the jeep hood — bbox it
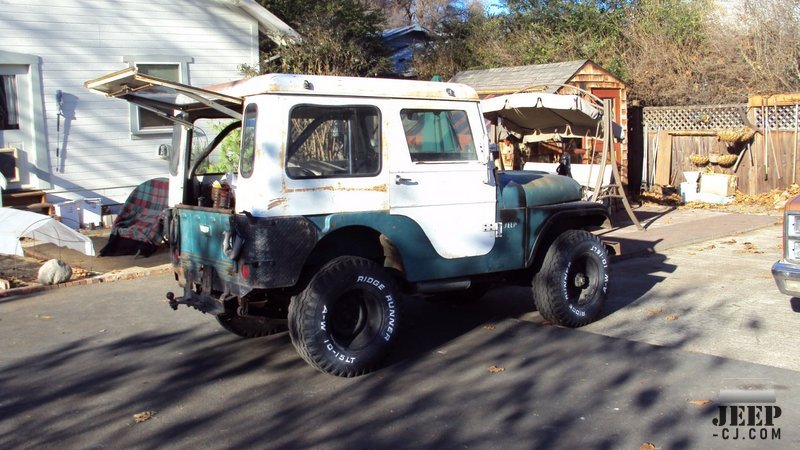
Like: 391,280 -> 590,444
497,171 -> 582,208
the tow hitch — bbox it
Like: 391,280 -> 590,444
166,291 -> 224,315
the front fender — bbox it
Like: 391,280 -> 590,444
525,202 -> 610,268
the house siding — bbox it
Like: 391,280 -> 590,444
0,0 -> 260,203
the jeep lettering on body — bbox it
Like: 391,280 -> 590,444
85,69 -> 613,377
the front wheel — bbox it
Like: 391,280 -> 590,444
288,256 -> 401,377
532,230 -> 609,327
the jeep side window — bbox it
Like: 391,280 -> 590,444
401,109 -> 477,162
188,118 -> 241,176
286,105 -> 381,179
240,103 -> 257,178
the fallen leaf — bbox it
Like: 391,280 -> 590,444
736,242 -> 764,254
36,315 -> 53,320
639,443 -> 657,450
133,411 -> 156,423
721,239 -> 737,244
487,365 -> 505,373
699,244 -> 716,251
689,399 -> 712,406
483,325 -> 496,331
646,308 -> 663,317
687,252 -> 696,256
665,315 -> 679,321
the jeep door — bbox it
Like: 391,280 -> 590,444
389,104 -> 496,258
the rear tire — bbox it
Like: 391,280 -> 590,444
532,230 -> 609,327
288,256 -> 400,377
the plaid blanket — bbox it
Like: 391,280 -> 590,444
112,177 -> 169,245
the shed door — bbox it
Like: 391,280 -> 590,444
592,88 -> 622,163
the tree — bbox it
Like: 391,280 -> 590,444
246,0 -> 391,76
413,0 -> 630,81
728,0 -> 800,96
621,0 -> 714,105
622,0 -> 800,105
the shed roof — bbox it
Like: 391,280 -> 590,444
450,60 -> 591,95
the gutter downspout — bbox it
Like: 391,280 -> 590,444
230,0 -> 302,45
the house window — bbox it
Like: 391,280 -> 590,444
136,63 -> 180,131
401,109 -> 476,162
123,55 -> 192,136
286,105 -> 381,179
0,75 -> 19,130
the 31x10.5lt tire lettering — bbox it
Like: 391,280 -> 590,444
288,256 -> 400,377
533,230 -> 609,327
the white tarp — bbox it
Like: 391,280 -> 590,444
0,209 -> 95,257
480,92 -> 624,142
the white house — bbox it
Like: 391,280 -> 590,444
0,0 -> 298,207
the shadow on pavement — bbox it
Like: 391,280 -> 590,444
0,220 -> 789,449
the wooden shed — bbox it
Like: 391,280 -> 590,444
451,60 -> 631,186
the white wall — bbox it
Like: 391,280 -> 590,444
0,0 -> 260,204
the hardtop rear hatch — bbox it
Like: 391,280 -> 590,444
84,67 -> 244,125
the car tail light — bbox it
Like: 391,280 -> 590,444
786,213 -> 800,261
241,263 -> 251,279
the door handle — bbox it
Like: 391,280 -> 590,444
395,175 -> 417,185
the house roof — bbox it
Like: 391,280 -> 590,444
228,0 -> 301,45
382,23 -> 431,44
450,60 -> 591,95
382,23 -> 431,78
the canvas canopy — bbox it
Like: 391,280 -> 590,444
0,209 -> 95,257
480,92 -> 623,143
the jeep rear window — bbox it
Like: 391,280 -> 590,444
286,105 -> 381,179
401,109 -> 477,162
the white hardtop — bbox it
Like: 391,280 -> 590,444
85,68 -> 480,125
205,73 -> 480,102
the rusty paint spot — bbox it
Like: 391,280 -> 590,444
268,197 -> 288,209
282,184 -> 388,194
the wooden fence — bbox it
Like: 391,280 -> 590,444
640,99 -> 800,195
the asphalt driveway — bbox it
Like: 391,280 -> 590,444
1,222 -> 798,449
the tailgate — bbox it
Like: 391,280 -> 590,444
177,207 -> 236,277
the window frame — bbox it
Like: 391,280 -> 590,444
400,108 -> 477,163
285,104 -> 382,180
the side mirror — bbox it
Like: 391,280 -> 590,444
157,143 -> 172,160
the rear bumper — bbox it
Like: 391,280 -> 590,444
771,260 -> 800,297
